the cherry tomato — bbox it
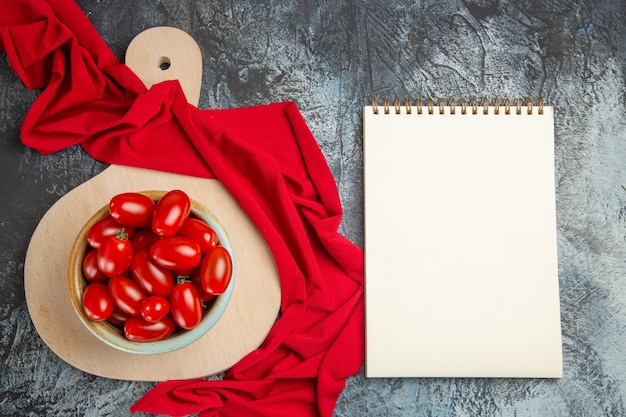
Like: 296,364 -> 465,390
82,249 -> 107,283
87,215 -> 135,249
108,276 -> 147,317
109,192 -> 155,228
130,228 -> 160,253
97,230 -> 133,277
198,245 -> 233,295
151,189 -> 191,237
177,218 -> 218,253
130,249 -> 174,297
150,236 -> 201,270
141,296 -> 170,323
107,304 -> 131,327
169,282 -> 203,330
82,283 -> 114,321
190,266 -> 216,302
124,316 -> 176,342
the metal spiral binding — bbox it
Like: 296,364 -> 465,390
371,97 -> 545,115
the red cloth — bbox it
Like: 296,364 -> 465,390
0,1 -> 364,416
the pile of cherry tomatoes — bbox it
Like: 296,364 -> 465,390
80,189 -> 233,342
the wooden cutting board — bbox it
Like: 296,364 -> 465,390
23,27 -> 281,381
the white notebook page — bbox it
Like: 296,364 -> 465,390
363,103 -> 563,378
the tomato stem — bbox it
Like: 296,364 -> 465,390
176,276 -> 191,285
116,228 -> 129,241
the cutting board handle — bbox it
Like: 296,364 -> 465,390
125,26 -> 202,107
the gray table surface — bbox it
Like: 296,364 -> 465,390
1,0 -> 625,416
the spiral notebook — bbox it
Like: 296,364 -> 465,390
363,98 -> 563,378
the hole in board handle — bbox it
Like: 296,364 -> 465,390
159,57 -> 171,70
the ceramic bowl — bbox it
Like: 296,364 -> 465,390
67,190 -> 235,355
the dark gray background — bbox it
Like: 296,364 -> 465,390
1,0 -> 625,415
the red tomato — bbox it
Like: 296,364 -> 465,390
109,192 -> 155,228
141,296 -> 170,323
169,282 -> 203,330
108,276 -> 147,317
190,266 -> 216,302
97,230 -> 133,277
151,189 -> 191,237
87,215 -> 135,249
82,283 -> 114,321
130,249 -> 174,297
107,304 -> 131,327
82,249 -> 107,283
124,316 -> 176,342
130,228 -> 160,253
150,237 -> 201,270
177,218 -> 218,253
198,245 -> 233,295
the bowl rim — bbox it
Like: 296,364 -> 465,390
67,190 -> 236,355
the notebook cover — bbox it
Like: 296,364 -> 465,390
363,103 -> 563,378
